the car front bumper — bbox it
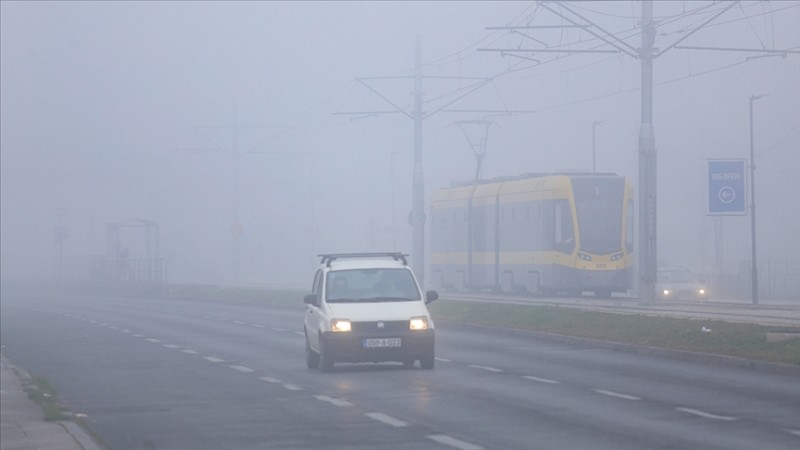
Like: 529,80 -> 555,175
321,329 -> 434,363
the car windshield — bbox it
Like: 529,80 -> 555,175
326,268 -> 421,302
658,269 -> 697,283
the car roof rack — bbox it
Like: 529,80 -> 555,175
318,252 -> 409,267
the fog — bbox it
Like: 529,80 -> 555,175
2,1 -> 798,290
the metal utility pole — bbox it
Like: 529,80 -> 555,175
412,36 -> 426,287
638,0 -> 657,304
749,94 -> 766,304
455,120 -> 495,181
592,120 -> 606,174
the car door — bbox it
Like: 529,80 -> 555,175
305,269 -> 324,351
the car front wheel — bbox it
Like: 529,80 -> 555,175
318,336 -> 335,372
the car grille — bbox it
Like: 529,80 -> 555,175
351,320 -> 408,333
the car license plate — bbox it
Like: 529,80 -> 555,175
363,338 -> 401,348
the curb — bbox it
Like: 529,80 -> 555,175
1,353 -> 106,450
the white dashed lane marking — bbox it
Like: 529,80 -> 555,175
260,377 -> 281,384
230,365 -> 255,373
434,357 -> 451,362
282,383 -> 303,391
427,434 -> 484,450
272,327 -> 286,332
676,407 -> 738,421
522,375 -> 560,384
365,412 -> 408,427
251,324 -> 265,328
293,331 -> 305,336
162,344 -> 180,349
594,389 -> 641,401
203,357 -> 225,363
181,350 -> 198,354
146,338 -> 161,343
785,429 -> 800,437
468,365 -> 503,373
315,395 -> 353,407
233,320 -> 246,325
133,334 -> 144,338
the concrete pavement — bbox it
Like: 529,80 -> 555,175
1,353 -> 103,450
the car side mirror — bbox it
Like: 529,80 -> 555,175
304,294 -> 318,305
425,290 -> 439,304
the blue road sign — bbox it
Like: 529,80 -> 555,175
708,159 -> 746,215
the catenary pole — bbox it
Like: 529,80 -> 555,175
412,35 -> 426,289
638,0 -> 657,304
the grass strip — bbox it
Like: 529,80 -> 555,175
428,300 -> 800,366
22,374 -> 72,421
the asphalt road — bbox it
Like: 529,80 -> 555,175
1,288 -> 799,450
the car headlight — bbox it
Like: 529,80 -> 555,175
409,316 -> 428,331
331,319 -> 352,332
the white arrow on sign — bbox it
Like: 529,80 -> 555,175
718,186 -> 736,204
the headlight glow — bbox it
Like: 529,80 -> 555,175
331,319 -> 352,332
663,289 -> 671,296
409,316 -> 428,331
698,289 -> 706,295
578,252 -> 592,262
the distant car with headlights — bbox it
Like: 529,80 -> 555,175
656,267 -> 708,300
303,252 -> 438,372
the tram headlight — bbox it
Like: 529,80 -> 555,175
662,289 -> 671,297
578,252 -> 592,262
611,253 -> 624,262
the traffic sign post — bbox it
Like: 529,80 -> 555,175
708,159 -> 746,215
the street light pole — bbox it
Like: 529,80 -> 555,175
749,94 -> 765,305
592,120 -> 605,173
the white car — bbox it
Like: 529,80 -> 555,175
656,267 -> 709,300
303,252 -> 438,372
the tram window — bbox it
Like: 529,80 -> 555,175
554,200 -> 575,253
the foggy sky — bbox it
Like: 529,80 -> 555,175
2,1 -> 798,287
